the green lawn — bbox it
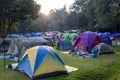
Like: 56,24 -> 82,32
0,46 -> 120,80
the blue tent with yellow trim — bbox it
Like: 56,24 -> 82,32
16,46 -> 67,80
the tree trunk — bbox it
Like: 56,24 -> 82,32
117,23 -> 120,33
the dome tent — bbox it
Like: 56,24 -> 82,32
69,33 -> 78,41
72,31 -> 102,52
56,39 -> 72,50
97,33 -> 112,45
62,33 -> 70,40
15,46 -> 67,80
92,43 -> 114,55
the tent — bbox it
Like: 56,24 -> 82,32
62,33 -> 70,40
111,33 -> 120,37
56,33 -> 64,40
0,38 -> 3,45
6,34 -> 25,39
45,32 -> 53,37
72,31 -> 102,52
56,39 -> 72,50
29,32 -> 43,37
0,40 -> 9,52
97,33 -> 112,45
69,33 -> 78,41
16,46 -> 67,79
92,43 -> 114,55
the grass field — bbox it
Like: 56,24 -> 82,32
0,45 -> 120,80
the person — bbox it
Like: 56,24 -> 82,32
75,46 -> 85,58
76,49 -> 83,57
74,45 -> 80,55
91,48 -> 98,54
68,50 -> 72,55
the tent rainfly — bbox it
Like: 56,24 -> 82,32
16,46 -> 67,80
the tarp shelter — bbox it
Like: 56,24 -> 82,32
56,39 -> 72,50
15,46 -> 67,79
0,38 -> 3,45
6,37 -> 49,61
0,40 -> 9,52
6,34 -> 25,39
69,33 -> 78,41
72,31 -> 102,51
5,34 -> 25,44
92,43 -> 114,55
110,33 -> 120,39
97,33 -> 112,45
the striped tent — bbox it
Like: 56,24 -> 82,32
16,46 -> 67,79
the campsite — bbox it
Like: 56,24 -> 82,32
0,0 -> 120,80
0,31 -> 120,80
0,45 -> 120,80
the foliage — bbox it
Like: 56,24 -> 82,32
48,6 -> 68,31
1,0 -> 119,33
20,6 -> 69,32
69,0 -> 120,32
5,0 -> 119,33
0,0 -> 40,37
28,13 -> 49,32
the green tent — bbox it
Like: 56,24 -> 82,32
62,33 -> 70,40
69,33 -> 78,41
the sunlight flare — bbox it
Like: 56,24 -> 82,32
36,0 -> 74,15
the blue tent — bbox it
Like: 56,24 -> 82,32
30,32 -> 44,37
56,39 -> 72,50
110,33 -> 120,38
16,46 -> 67,79
97,33 -> 112,45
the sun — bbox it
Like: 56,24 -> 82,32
36,0 -> 74,15
41,9 -> 50,15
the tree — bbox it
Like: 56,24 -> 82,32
0,0 -> 40,37
28,13 -> 49,32
48,6 -> 68,31
69,0 -> 120,32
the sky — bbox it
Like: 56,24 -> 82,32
36,0 -> 75,15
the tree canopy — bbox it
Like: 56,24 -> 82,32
35,0 -> 120,33
68,0 -> 120,32
1,0 -> 120,34
0,0 -> 40,37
